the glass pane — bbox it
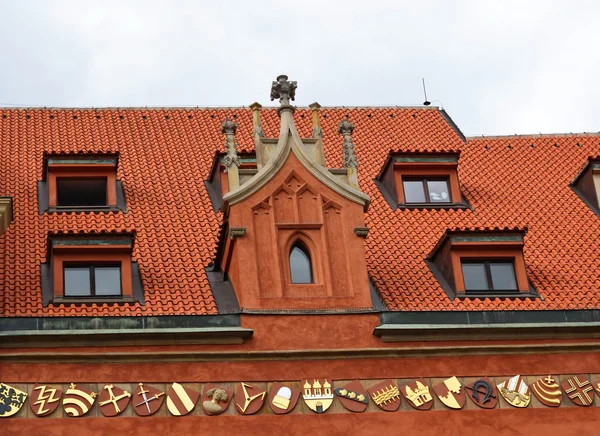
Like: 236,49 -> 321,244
290,246 -> 313,284
64,267 -> 91,296
461,263 -> 488,291
94,266 -> 122,296
490,263 -> 518,290
403,181 -> 426,203
427,180 -> 450,202
56,178 -> 108,207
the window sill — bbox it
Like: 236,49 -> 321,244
51,296 -> 136,305
455,291 -> 538,299
47,206 -> 122,214
397,202 -> 470,210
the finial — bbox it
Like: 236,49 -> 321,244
338,117 -> 355,137
270,74 -> 297,108
221,118 -> 238,136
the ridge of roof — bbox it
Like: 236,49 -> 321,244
468,132 -> 600,140
0,105 -> 438,111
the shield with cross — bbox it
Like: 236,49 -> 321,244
98,384 -> 132,417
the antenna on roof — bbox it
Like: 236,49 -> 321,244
422,78 -> 431,106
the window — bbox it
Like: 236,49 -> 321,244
56,177 -> 108,207
402,178 -> 450,204
426,229 -> 536,299
41,233 -> 144,305
64,264 -> 121,297
290,243 -> 313,284
571,158 -> 600,217
375,152 -> 469,210
461,261 -> 518,292
39,153 -> 126,213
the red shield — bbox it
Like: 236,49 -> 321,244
432,376 -> 466,410
400,379 -> 433,410
98,384 -> 132,417
63,383 -> 97,417
235,382 -> 267,415
367,379 -> 401,412
30,384 -> 63,417
530,376 -> 562,407
464,378 -> 498,409
334,380 -> 369,413
268,382 -> 300,414
561,375 -> 594,407
133,383 -> 165,417
201,383 -> 233,416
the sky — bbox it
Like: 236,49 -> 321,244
0,1 -> 598,137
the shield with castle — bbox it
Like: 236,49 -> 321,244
302,379 -> 334,413
401,379 -> 433,410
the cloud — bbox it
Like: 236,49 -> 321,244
0,0 -> 598,136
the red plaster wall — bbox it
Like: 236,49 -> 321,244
3,407 -> 598,436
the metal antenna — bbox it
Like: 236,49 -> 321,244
422,78 -> 431,106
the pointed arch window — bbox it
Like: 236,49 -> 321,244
290,242 -> 313,284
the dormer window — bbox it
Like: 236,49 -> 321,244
426,229 -> 536,299
41,233 -> 144,305
290,242 -> 313,284
38,153 -> 126,213
375,152 -> 469,210
571,158 -> 600,216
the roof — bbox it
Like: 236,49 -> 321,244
0,106 -> 599,316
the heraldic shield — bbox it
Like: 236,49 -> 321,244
202,383 -> 233,416
432,376 -> 466,409
133,383 -> 165,416
268,382 -> 300,414
166,382 -> 200,416
497,375 -> 531,408
464,378 -> 498,409
30,384 -> 63,417
302,379 -> 334,414
0,383 -> 27,418
367,379 -> 401,412
334,380 -> 369,413
63,383 -> 97,417
401,379 -> 433,410
561,375 -> 595,407
530,376 -> 562,407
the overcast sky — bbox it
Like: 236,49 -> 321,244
0,1 -> 598,136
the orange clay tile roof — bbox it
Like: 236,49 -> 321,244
1,106 -> 599,316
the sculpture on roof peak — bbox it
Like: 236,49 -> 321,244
270,74 -> 297,108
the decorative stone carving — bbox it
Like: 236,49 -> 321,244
221,119 -> 240,171
338,118 -> 358,169
270,74 -> 297,107
309,102 -> 323,139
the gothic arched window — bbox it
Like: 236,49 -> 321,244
289,242 -> 313,284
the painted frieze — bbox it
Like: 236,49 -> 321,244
302,379 -> 334,414
497,375 -> 531,408
235,383 -> 266,415
63,384 -> 97,417
530,376 -> 562,407
202,383 -> 233,416
464,378 -> 497,409
432,376 -> 466,410
268,382 -> 300,414
99,384 -> 131,417
30,384 -> 62,417
367,380 -> 401,412
166,383 -> 200,417
334,380 -> 369,413
0,383 -> 27,418
401,379 -> 433,410
560,375 -> 594,407
133,383 -> 165,417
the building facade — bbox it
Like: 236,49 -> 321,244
1,75 -> 600,434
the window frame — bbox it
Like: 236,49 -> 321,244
402,176 -> 452,205
460,259 -> 518,293
63,262 -> 123,297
